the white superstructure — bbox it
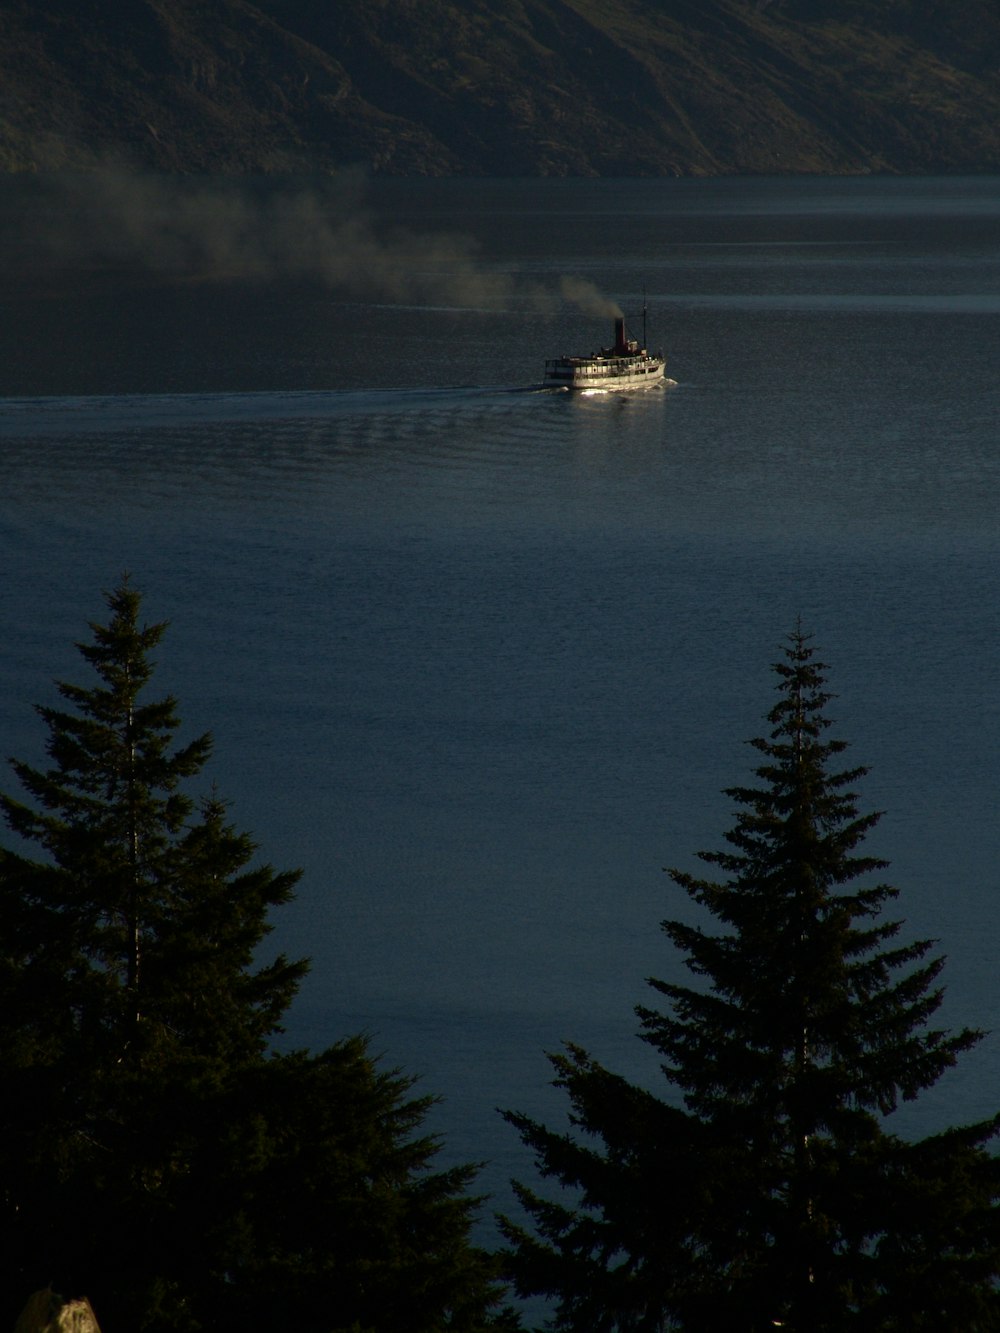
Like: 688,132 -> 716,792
544,313 -> 665,391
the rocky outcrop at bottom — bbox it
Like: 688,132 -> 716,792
14,1291 -> 101,1333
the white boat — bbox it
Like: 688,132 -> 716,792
544,310 -> 665,391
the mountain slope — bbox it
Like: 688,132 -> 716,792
2,0 -> 1000,175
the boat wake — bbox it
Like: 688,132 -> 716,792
0,384 -> 551,439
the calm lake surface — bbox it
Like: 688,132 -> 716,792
2,175 -> 1000,1277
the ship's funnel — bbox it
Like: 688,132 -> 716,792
613,316 -> 627,353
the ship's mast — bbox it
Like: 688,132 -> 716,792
642,286 -> 648,350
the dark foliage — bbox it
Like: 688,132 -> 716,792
0,577 -> 510,1331
502,630 -> 1000,1331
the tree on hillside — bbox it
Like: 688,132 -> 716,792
501,630 -> 1000,1331
0,576 -> 511,1332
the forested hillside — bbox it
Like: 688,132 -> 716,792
2,0 -> 1000,176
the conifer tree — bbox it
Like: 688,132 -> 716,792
502,630 -> 1000,1331
0,577 -> 305,1069
0,578 -> 511,1331
196,1040 -> 514,1333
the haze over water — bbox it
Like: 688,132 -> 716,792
2,175 -> 1000,1269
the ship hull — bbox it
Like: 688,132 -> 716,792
543,353 -> 666,391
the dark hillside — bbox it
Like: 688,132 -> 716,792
0,0 -> 444,173
2,0 -> 1000,174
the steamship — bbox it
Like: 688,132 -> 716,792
544,309 -> 665,391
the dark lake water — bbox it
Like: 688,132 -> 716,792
2,174 -> 1000,1287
